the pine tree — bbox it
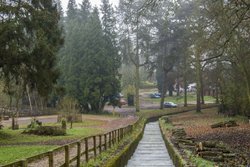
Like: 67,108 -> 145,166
67,0 -> 77,20
79,0 -> 91,21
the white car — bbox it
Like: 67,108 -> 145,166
164,102 -> 177,108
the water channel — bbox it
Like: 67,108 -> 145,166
126,121 -> 175,167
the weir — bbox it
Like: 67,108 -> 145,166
126,121 -> 174,167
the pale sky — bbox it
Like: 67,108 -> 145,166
61,0 -> 119,11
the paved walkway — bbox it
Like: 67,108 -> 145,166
126,122 -> 174,167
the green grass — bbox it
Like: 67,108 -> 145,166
0,127 -> 103,145
43,119 -> 105,128
144,94 -> 216,104
0,126 -> 103,164
185,150 -> 215,167
159,119 -> 174,130
0,145 -> 56,165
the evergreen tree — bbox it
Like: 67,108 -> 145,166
79,0 -> 91,21
67,0 -> 77,19
59,3 -> 121,113
29,0 -> 63,97
0,0 -> 63,97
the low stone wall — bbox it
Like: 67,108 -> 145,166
104,119 -> 146,167
159,119 -> 187,167
102,105 -> 218,167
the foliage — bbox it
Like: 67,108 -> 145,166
61,118 -> 67,129
58,0 -> 121,113
185,150 -> 215,167
27,119 -> 42,129
122,85 -> 135,97
58,96 -> 78,122
0,0 -> 63,99
23,126 -> 66,136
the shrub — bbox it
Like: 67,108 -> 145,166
27,119 -> 42,129
61,119 -> 67,129
24,126 -> 66,136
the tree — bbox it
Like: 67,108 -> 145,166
0,0 -> 63,128
58,2 -> 121,113
67,0 -> 77,20
118,0 -> 154,112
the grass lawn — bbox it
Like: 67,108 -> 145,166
0,145 -> 56,165
0,120 -> 106,165
0,126 -> 103,145
144,94 -> 216,104
43,119 -> 105,128
0,113 -> 130,165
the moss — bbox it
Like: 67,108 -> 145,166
159,119 -> 187,167
82,119 -> 146,167
185,150 -> 215,167
103,119 -> 145,167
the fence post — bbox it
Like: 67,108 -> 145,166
93,136 -> 97,157
48,151 -> 54,167
104,134 -> 107,150
21,160 -> 27,167
77,142 -> 81,167
121,128 -> 123,139
85,138 -> 89,162
117,129 -> 120,142
112,131 -> 115,145
99,135 -> 102,153
65,145 -> 69,167
109,132 -> 111,148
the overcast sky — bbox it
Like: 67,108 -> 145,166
61,0 -> 119,11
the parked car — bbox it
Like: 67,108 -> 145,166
149,93 -> 161,98
164,102 -> 177,108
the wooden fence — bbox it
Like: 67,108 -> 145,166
1,122 -> 137,167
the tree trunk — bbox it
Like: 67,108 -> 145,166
176,72 -> 180,96
195,51 -> 201,113
216,82 -> 219,104
200,74 -> 205,104
33,91 -> 38,112
39,96 -> 44,111
184,77 -> 188,107
160,73 -> 167,109
183,53 -> 188,107
135,65 -> 140,112
9,96 -> 15,130
26,85 -> 33,114
169,85 -> 173,96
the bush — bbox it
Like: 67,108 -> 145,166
27,119 -> 42,129
24,126 -> 66,136
61,119 -> 67,129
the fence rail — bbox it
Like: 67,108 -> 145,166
1,122 -> 136,167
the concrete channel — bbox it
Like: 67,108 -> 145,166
126,121 -> 174,167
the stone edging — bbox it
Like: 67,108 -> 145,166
103,105 -> 218,167
159,120 -> 187,167
104,119 -> 146,167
